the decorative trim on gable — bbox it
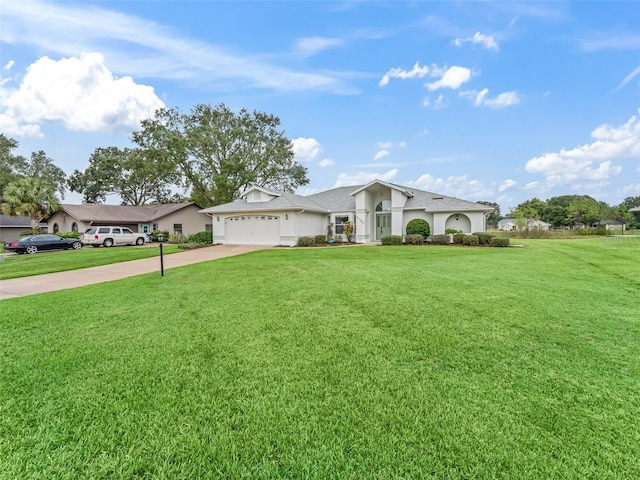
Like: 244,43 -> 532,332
349,180 -> 414,198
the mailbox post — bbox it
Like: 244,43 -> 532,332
157,233 -> 165,277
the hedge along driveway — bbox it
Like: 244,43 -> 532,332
1,240 -> 639,478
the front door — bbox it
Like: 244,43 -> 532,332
375,213 -> 391,240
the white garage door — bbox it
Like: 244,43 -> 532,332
225,215 -> 280,245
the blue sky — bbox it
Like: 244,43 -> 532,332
1,0 -> 639,212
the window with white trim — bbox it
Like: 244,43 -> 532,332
334,215 -> 349,234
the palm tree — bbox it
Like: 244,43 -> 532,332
1,177 -> 60,234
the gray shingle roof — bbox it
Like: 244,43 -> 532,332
200,192 -> 327,213
199,181 -> 493,214
0,214 -> 47,227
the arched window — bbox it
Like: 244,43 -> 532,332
375,200 -> 392,212
53,223 -> 59,233
71,222 -> 78,232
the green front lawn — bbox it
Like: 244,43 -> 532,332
0,244 -> 180,280
1,239 -> 639,478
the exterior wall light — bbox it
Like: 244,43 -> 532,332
455,214 -> 459,221
285,214 -> 288,220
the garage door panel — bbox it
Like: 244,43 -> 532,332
226,215 -> 280,245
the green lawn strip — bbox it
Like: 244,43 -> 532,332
1,241 -> 639,478
0,245 -> 181,280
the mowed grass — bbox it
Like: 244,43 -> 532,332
0,244 -> 180,280
1,239 -> 639,478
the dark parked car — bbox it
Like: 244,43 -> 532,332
4,234 -> 83,254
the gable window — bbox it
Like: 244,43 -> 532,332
174,224 -> 183,234
375,200 -> 391,212
334,215 -> 349,234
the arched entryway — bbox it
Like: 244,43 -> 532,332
445,213 -> 471,233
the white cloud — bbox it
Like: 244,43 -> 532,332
461,88 -> 520,108
0,113 -> 42,137
398,141 -> 406,148
525,110 -> 640,186
485,91 -> 520,108
524,181 -> 540,190
452,32 -> 499,51
425,66 -> 472,91
334,169 -> 398,187
295,36 -> 343,57
377,141 -> 392,149
3,61 -> 14,71
373,149 -> 390,161
405,174 -> 492,199
379,61 -> 430,87
1,53 -> 164,134
292,137 -> 323,163
319,158 -> 335,167
1,0 -> 348,93
499,179 -> 517,191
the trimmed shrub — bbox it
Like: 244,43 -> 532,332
490,237 -> 510,247
432,234 -> 450,245
406,218 -> 430,237
297,236 -> 314,247
381,235 -> 402,245
453,233 -> 465,244
445,228 -> 462,234
188,230 -> 213,244
404,234 -> 424,245
473,232 -> 494,245
314,235 -> 326,244
56,231 -> 81,239
463,234 -> 479,246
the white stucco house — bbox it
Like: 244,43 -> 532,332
199,180 -> 493,246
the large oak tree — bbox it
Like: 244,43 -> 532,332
69,146 -> 181,205
1,134 -> 66,200
132,103 -> 309,207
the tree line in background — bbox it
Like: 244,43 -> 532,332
1,102 -> 639,233
506,195 -> 640,229
1,104 -> 309,232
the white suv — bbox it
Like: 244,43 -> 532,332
82,226 -> 146,247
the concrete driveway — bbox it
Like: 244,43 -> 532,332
0,245 -> 268,300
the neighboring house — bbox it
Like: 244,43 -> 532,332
498,218 -> 550,231
0,215 -> 48,242
199,179 -> 494,246
47,203 -> 209,237
594,220 -> 624,232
